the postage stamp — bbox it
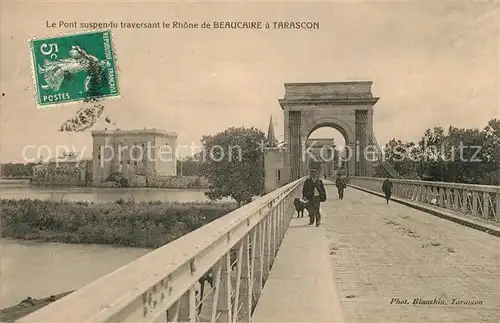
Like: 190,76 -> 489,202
29,30 -> 120,108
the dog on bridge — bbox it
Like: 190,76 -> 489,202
293,197 -> 308,218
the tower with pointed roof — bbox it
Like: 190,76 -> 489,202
266,115 -> 278,147
264,114 -> 286,193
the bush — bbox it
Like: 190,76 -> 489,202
0,198 -> 238,249
119,177 -> 128,188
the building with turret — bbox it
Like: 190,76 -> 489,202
264,115 -> 287,193
91,128 -> 178,185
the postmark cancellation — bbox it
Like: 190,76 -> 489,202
29,30 -> 120,108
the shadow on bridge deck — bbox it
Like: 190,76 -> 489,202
251,218 -> 346,322
252,186 -> 500,323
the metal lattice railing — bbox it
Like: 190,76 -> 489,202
350,177 -> 500,224
18,177 -> 306,323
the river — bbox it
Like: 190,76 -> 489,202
0,181 -> 217,203
0,181 -> 228,309
0,238 -> 152,308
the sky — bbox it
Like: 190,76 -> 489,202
1,0 -> 499,163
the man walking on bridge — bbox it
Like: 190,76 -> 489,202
302,168 -> 326,227
335,175 -> 347,200
382,178 -> 393,204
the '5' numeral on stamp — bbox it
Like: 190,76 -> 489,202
40,43 -> 59,60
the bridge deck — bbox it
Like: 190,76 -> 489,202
252,185 -> 500,323
251,213 -> 346,322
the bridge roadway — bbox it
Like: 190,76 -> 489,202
252,184 -> 500,323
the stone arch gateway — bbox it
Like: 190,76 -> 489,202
279,81 -> 379,181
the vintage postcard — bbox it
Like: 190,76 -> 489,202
1,1 -> 499,323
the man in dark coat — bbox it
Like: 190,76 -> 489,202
382,178 -> 393,204
302,168 -> 326,227
335,176 -> 347,200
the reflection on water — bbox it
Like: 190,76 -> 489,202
0,182 -> 219,203
0,238 -> 151,308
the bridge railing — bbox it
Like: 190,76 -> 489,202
18,177 -> 306,323
349,177 -> 500,224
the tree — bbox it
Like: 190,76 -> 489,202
177,156 -> 203,176
200,127 -> 266,206
417,127 -> 447,181
376,119 -> 500,184
2,162 -> 35,178
374,139 -> 421,179
482,119 -> 500,184
441,126 -> 487,183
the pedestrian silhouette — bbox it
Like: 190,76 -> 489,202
302,167 -> 326,227
335,175 -> 346,200
382,178 -> 393,204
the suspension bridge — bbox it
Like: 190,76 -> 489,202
16,82 -> 500,323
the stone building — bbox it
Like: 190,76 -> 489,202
91,128 -> 178,185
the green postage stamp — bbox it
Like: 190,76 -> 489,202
29,30 -> 120,108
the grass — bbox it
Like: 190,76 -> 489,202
0,198 -> 238,249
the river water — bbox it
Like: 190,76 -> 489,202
0,238 -> 152,308
0,181 -> 227,309
0,181 -> 213,203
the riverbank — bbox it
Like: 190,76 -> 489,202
30,175 -> 210,189
0,291 -> 74,322
0,198 -> 238,248
0,179 -> 30,185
